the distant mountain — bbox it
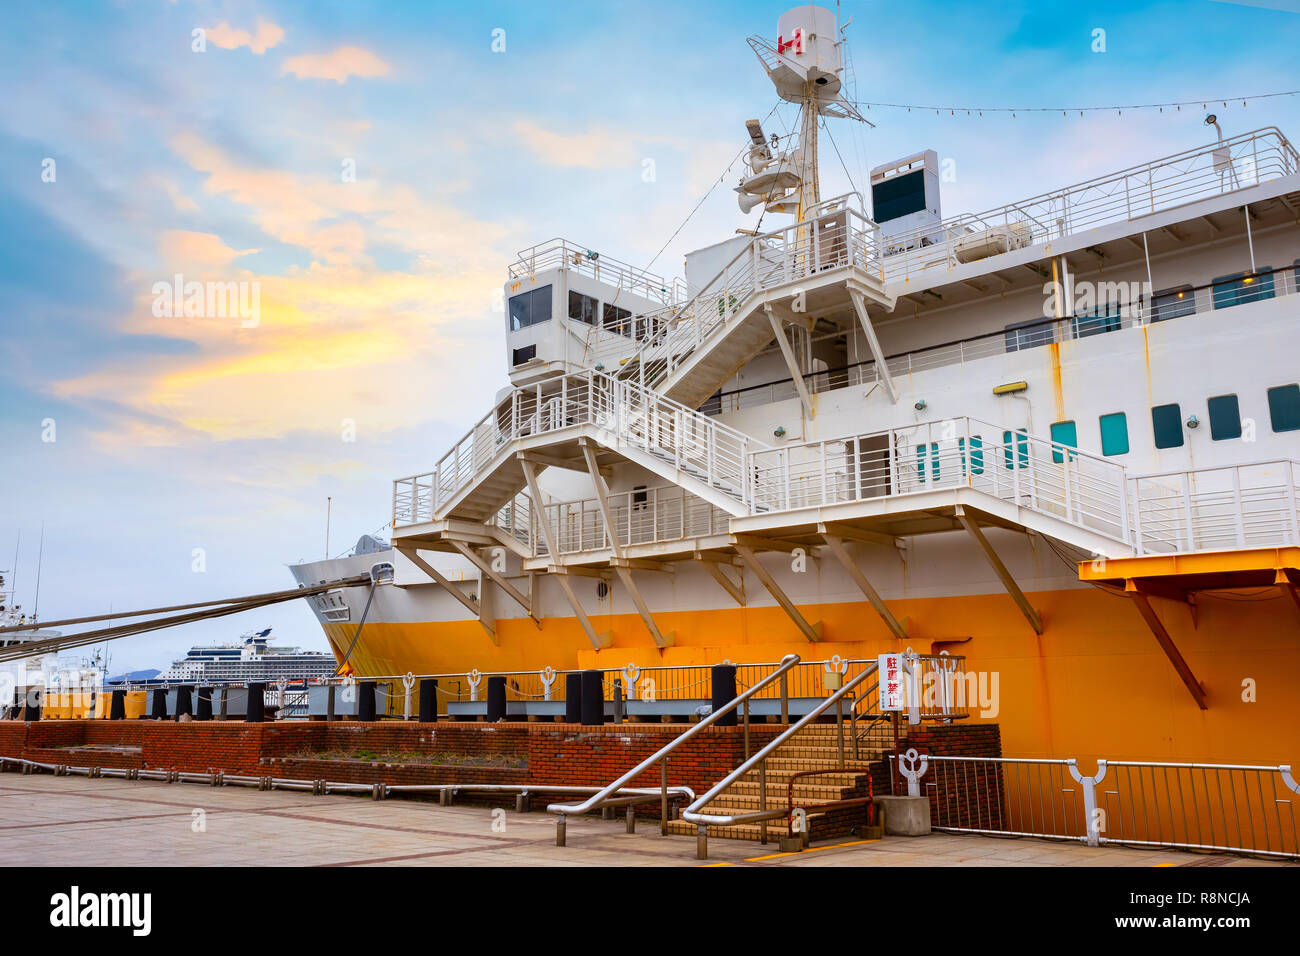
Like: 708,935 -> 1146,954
105,669 -> 161,684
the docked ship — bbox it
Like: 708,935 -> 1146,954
0,572 -> 103,717
290,5 -> 1300,766
148,628 -> 336,685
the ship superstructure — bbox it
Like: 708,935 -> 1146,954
291,5 -> 1300,765
153,628 -> 336,685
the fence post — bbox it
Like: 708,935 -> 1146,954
1068,758 -> 1108,847
898,748 -> 928,797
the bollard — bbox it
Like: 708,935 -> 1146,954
564,673 -> 582,723
580,669 -> 604,726
195,687 -> 213,721
515,793 -> 530,813
357,681 -> 376,721
218,687 -> 229,720
556,815 -> 567,847
175,686 -> 194,720
22,691 -> 41,722
613,679 -> 624,724
626,805 -> 636,834
486,675 -> 507,722
246,682 -> 266,723
711,664 -> 738,727
150,689 -> 168,720
325,684 -> 336,722
418,679 -> 438,723
109,690 -> 126,721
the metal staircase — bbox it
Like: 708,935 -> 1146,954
617,200 -> 894,409
663,722 -> 894,843
394,370 -> 771,526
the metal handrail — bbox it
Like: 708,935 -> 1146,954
680,662 -> 879,856
545,654 -> 801,837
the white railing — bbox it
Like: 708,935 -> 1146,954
508,238 -> 682,307
709,263 -> 1300,417
619,198 -> 884,391
540,484 -> 732,558
1131,459 -> 1300,554
747,417 -> 1131,545
392,370 -> 769,526
882,127 -> 1300,282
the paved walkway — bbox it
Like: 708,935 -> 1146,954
0,775 -> 1286,867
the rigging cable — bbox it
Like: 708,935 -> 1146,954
844,88 -> 1300,118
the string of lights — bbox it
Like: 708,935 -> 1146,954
845,88 -> 1300,118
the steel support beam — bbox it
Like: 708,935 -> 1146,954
734,543 -> 823,642
701,559 -> 746,606
1126,581 -> 1207,710
447,539 -> 541,627
397,548 -> 497,644
552,570 -> 613,651
579,439 -> 673,648
820,533 -> 908,641
764,303 -> 815,419
955,507 -> 1042,635
1275,570 -> 1300,623
847,282 -> 898,404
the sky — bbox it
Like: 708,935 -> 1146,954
1,0 -> 1298,672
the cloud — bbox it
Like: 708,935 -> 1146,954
205,19 -> 285,55
281,46 -> 391,83
160,231 -> 258,270
511,120 -> 642,170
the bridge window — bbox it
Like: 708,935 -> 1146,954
509,285 -> 552,330
1004,319 -> 1054,352
1099,412 -> 1129,456
1267,384 -> 1300,432
568,290 -> 598,325
1207,394 -> 1242,441
1049,421 -> 1077,463
959,436 -> 984,476
1151,403 -> 1184,449
1150,284 -> 1195,322
603,303 -> 632,334
1211,269 -> 1274,309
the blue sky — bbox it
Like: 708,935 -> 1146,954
1,0 -> 1298,671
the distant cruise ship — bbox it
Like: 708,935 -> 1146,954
156,628 -> 335,684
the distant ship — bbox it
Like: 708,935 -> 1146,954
150,628 -> 336,685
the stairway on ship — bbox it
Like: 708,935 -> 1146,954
665,721 -> 897,843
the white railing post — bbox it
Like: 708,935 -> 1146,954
1121,474 -> 1134,549
1232,466 -> 1246,548
1182,477 -> 1196,551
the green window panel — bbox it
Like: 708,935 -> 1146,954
916,442 -> 940,481
1267,384 -> 1300,433
1050,421 -> 1078,464
1099,412 -> 1129,456
1001,429 -> 1029,470
1207,394 -> 1242,441
1151,403 -> 1184,449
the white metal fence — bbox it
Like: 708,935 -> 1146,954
901,751 -> 1300,860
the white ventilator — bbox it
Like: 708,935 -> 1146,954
737,4 -> 869,221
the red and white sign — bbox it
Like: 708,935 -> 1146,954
879,653 -> 904,711
777,28 -> 804,56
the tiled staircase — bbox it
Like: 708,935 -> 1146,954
666,722 -> 896,843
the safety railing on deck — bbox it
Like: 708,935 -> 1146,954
1130,458 -> 1300,554
541,485 -> 732,557
748,416 -> 1131,545
880,127 -> 1300,282
391,370 -> 769,526
619,198 -> 884,392
509,238 -> 681,308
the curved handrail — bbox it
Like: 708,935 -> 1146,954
546,654 -> 801,817
681,661 -> 879,828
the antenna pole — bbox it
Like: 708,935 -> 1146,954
33,522 -> 44,623
325,497 -> 332,560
